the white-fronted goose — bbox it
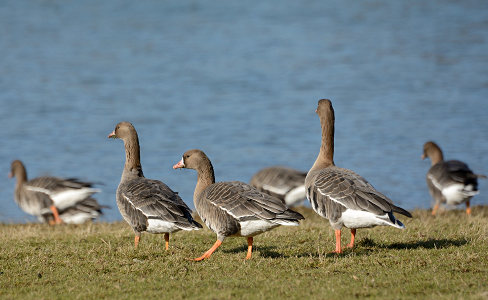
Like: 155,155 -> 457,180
250,166 -> 307,207
173,149 -> 304,260
305,99 -> 412,253
57,197 -> 104,224
422,141 -> 486,215
108,122 -> 202,249
9,160 -> 103,224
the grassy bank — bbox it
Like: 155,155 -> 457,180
1,207 -> 487,299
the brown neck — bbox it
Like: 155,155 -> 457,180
15,167 -> 28,186
311,113 -> 335,171
428,149 -> 444,166
13,165 -> 28,202
194,159 -> 215,203
121,134 -> 144,182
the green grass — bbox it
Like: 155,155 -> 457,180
1,207 -> 488,299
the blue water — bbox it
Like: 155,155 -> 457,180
1,0 -> 487,223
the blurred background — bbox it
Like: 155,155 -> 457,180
1,0 -> 487,222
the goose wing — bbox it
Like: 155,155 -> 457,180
27,176 -> 94,191
203,181 -> 303,222
444,160 -> 479,185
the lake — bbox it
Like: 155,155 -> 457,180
1,0 -> 487,222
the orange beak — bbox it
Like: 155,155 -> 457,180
173,158 -> 185,169
108,130 -> 116,138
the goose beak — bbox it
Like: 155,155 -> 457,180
421,154 -> 426,160
8,172 -> 12,178
108,130 -> 116,138
173,158 -> 185,169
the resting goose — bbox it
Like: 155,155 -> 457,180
173,149 -> 304,260
422,141 -> 486,215
56,197 -> 104,224
108,122 -> 202,249
250,166 -> 307,206
9,160 -> 103,224
305,99 -> 412,253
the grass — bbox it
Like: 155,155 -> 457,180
1,207 -> 488,299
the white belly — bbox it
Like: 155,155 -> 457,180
238,219 -> 280,237
146,218 -> 181,234
340,209 -> 393,229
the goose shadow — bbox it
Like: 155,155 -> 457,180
293,237 -> 469,258
221,238 -> 468,259
368,238 -> 469,250
224,245 -> 364,259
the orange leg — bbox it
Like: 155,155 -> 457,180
245,237 -> 253,260
466,200 -> 471,215
194,240 -> 222,261
164,233 -> 169,250
346,229 -> 356,248
134,235 -> 140,248
432,203 -> 439,216
333,229 -> 342,253
50,205 -> 62,224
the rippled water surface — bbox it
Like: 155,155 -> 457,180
1,0 -> 487,222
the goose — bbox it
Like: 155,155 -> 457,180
108,122 -> 202,249
250,166 -> 307,206
305,99 -> 412,253
173,149 -> 304,260
422,141 -> 486,215
9,160 -> 103,224
56,197 -> 104,224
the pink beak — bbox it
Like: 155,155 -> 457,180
108,130 -> 116,138
8,171 -> 13,178
173,158 -> 185,169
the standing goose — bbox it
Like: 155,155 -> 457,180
9,160 -> 103,224
108,122 -> 202,249
250,166 -> 307,207
422,141 -> 486,215
173,149 -> 304,260
305,99 -> 412,253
